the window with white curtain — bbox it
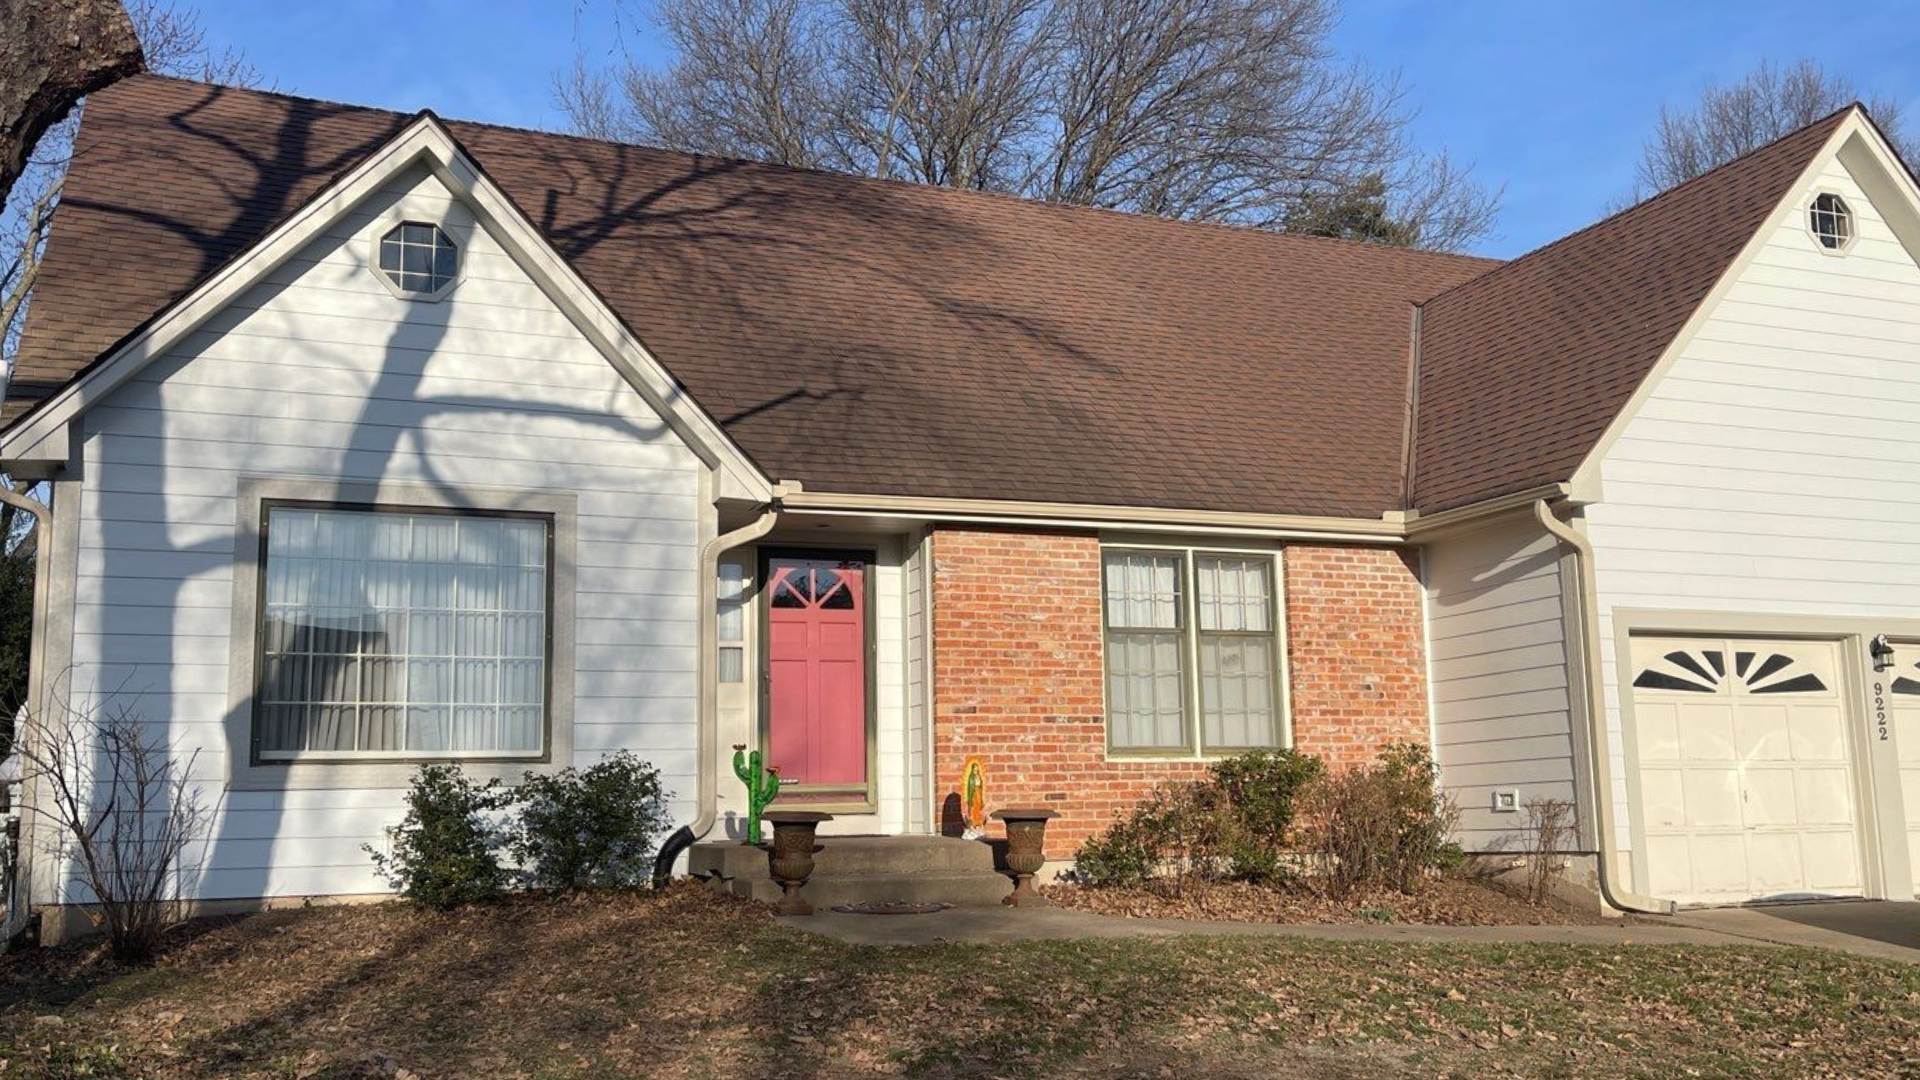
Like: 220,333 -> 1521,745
255,505 -> 551,760
1102,548 -> 1283,754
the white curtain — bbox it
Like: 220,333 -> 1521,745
258,507 -> 548,757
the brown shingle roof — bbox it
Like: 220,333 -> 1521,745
1409,107 -> 1854,513
5,77 -> 1856,520
6,75 -> 1493,518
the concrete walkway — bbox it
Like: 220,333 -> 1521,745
785,899 -> 1920,963
785,905 -> 1734,949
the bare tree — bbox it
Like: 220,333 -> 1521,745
15,693 -> 211,961
1634,59 -> 1919,198
559,0 -> 1497,250
3,1 -> 261,383
0,0 -> 143,210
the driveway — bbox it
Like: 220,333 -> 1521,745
1668,900 -> 1920,964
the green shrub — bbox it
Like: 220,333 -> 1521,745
1300,741 -> 1458,897
1209,749 -> 1322,881
366,763 -> 514,909
1072,815 -> 1159,888
1075,750 -> 1322,891
509,752 -> 672,890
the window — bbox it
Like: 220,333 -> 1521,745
1102,548 -> 1284,753
717,562 -> 747,683
1809,192 -> 1853,251
376,221 -> 458,296
255,505 -> 550,760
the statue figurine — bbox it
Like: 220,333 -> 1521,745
959,756 -> 988,840
733,744 -> 781,845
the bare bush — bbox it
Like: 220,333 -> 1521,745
1519,796 -> 1574,907
1298,742 -> 1458,899
14,694 -> 210,961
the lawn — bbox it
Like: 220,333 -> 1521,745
0,886 -> 1915,1078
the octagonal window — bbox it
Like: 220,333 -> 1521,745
377,222 -> 458,296
1808,192 -> 1853,252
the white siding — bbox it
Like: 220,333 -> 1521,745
1423,516 -> 1581,850
1589,155 -> 1920,868
873,537 -> 912,834
61,164 -> 707,901
904,531 -> 932,834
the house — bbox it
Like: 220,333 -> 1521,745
4,73 -> 1918,928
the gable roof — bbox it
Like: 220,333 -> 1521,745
5,75 -> 1493,519
1409,107 -> 1854,513
3,76 -> 1865,522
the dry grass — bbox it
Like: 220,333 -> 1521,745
0,884 -> 1913,1078
1044,877 -> 1610,926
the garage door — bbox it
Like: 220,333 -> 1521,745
1629,636 -> 1862,906
1891,643 -> 1920,897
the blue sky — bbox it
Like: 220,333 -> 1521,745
189,0 -> 1920,258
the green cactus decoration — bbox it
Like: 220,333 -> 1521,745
733,743 -> 781,845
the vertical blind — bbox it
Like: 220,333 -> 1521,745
258,507 -> 549,758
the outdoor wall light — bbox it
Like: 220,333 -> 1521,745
1871,634 -> 1896,672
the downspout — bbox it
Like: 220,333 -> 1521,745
1533,499 -> 1676,916
0,485 -> 51,934
653,492 -> 783,885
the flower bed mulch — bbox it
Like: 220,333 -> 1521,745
1043,876 -> 1613,926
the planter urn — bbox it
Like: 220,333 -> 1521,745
991,808 -> 1060,907
763,811 -> 833,915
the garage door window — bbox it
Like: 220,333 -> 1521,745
1632,648 -> 1830,695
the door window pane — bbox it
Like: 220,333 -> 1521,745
258,506 -> 549,759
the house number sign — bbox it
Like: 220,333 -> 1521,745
1872,681 -> 1891,743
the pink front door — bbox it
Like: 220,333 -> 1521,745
765,556 -> 868,788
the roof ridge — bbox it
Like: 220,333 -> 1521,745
1415,101 -> 1859,309
120,73 -> 1502,272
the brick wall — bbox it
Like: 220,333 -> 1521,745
1281,545 -> 1430,768
928,528 -> 1429,853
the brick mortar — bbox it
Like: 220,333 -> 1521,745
929,527 -> 1428,853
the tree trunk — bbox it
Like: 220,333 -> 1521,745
0,0 -> 144,209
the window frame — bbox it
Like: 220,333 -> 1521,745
1806,190 -> 1857,255
252,500 -> 556,764
224,477 -> 577,791
367,215 -> 461,301
1099,544 -> 1290,759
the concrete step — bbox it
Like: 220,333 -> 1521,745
735,871 -> 1013,909
691,835 -> 997,878
689,835 -> 1012,909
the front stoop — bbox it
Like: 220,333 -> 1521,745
689,835 -> 1014,909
